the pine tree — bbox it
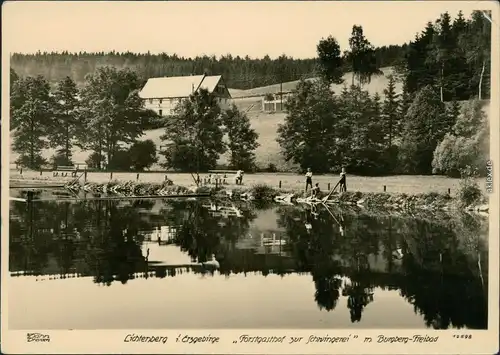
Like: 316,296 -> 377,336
403,22 -> 438,95
382,75 -> 400,148
428,12 -> 454,102
459,11 -> 491,100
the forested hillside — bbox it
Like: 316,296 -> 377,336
10,45 -> 404,90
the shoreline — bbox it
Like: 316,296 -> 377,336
9,178 -> 489,214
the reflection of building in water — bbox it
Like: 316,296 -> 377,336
201,203 -> 243,218
141,225 -> 178,244
235,229 -> 290,256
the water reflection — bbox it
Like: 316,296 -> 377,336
9,196 -> 488,329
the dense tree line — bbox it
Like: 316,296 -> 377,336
397,10 -> 491,101
279,76 -> 488,176
279,11 -> 490,176
10,47 -> 405,90
10,11 -> 489,101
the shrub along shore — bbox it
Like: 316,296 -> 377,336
14,179 -> 479,214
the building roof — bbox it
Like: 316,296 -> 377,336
138,74 -> 225,99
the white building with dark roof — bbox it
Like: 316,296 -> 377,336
139,74 -> 232,117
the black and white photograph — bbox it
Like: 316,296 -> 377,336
1,1 -> 498,353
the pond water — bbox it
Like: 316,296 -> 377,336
8,191 -> 489,330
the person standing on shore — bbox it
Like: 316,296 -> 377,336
339,167 -> 347,192
305,168 -> 313,192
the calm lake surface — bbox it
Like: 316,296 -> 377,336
8,190 -> 489,330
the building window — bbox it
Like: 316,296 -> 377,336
159,109 -> 163,117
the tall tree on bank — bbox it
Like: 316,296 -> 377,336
398,85 -> 451,174
345,25 -> 383,87
78,67 -> 151,169
221,104 -> 259,171
459,10 -> 491,100
316,36 -> 345,85
400,22 -> 438,95
160,88 -> 226,172
277,80 -> 340,173
382,75 -> 401,148
11,75 -> 54,168
427,12 -> 454,102
339,86 -> 385,174
48,76 -> 80,165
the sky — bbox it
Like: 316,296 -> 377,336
1,1 -> 492,59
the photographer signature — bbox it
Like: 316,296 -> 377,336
26,333 -> 50,343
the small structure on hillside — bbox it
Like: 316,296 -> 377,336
139,74 -> 232,117
261,92 -> 292,113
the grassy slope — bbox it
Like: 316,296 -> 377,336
9,67 -> 491,171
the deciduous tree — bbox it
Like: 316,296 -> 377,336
277,80 -> 340,173
78,67 -> 151,169
221,104 -> 259,171
48,76 -> 80,165
160,88 -> 226,172
316,36 -> 344,85
432,100 -> 489,177
11,75 -> 54,169
398,85 -> 449,174
129,140 -> 158,171
345,25 -> 383,87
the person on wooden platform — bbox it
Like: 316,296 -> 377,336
311,183 -> 320,199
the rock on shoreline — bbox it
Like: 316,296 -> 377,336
12,179 -> 488,214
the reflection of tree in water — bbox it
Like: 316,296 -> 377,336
163,200 -> 257,265
276,205 -> 344,311
397,215 -> 488,329
9,198 -> 488,329
9,199 -> 152,285
275,205 -> 488,328
9,200 -> 69,275
85,201 -> 149,285
312,263 -> 343,312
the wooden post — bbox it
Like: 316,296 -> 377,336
110,172 -> 113,180
328,183 -> 331,190
383,185 -> 387,192
84,170 -> 87,183
279,181 -> 282,189
448,188 -> 451,195
136,173 -> 140,181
